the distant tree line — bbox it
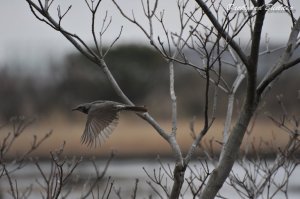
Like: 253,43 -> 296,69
0,45 -> 299,120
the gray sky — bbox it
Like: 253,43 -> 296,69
0,0 -> 299,70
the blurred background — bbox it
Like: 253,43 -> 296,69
0,0 -> 300,158
1,1 -> 300,199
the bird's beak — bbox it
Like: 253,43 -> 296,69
72,107 -> 78,111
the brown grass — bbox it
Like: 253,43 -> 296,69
0,112 -> 290,158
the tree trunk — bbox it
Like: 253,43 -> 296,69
170,164 -> 186,199
200,76 -> 258,198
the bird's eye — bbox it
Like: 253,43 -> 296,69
81,107 -> 88,113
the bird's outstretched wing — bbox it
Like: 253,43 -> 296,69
81,106 -> 119,147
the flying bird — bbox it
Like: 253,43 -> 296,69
72,100 -> 147,147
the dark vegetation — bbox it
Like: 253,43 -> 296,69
0,45 -> 299,120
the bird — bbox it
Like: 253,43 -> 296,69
72,100 -> 147,147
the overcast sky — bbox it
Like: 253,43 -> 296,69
0,0 -> 299,70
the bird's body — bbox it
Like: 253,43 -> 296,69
72,100 -> 147,147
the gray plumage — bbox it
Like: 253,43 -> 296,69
72,100 -> 147,147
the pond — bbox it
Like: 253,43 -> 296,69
1,159 -> 299,198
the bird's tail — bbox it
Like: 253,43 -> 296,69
121,106 -> 147,113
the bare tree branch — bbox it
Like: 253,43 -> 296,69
257,17 -> 300,96
195,0 -> 249,68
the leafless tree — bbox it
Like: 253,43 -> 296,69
0,117 -> 117,199
24,0 -> 300,198
0,117 -> 51,198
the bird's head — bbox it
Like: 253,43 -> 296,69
72,103 -> 91,114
